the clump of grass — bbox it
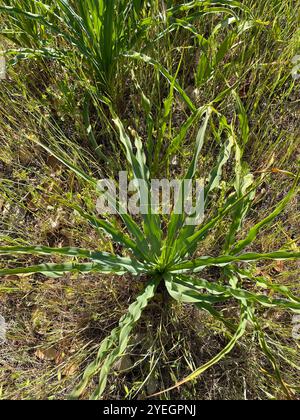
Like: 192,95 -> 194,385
0,0 -> 150,96
0,101 -> 299,399
0,0 -> 254,98
0,0 -> 299,402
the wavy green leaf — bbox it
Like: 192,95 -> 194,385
71,277 -> 160,400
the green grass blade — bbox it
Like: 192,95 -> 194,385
70,277 -> 160,400
165,273 -> 235,331
28,135 -> 97,185
231,267 -> 300,304
112,112 -> 162,257
231,169 -> 300,255
27,135 -> 151,260
171,251 -> 300,273
248,309 -> 292,398
171,275 -> 300,313
163,105 -> 208,161
223,130 -> 255,253
163,111 -> 211,264
168,303 -> 248,389
233,90 -> 250,147
0,245 -> 149,275
124,52 -> 197,112
0,262 -> 117,277
175,181 -> 260,260
83,95 -> 107,161
167,1 -> 252,16
152,301 -> 249,396
66,203 -> 146,261
204,122 -> 234,201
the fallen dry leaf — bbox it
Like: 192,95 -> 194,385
35,348 -> 57,361
63,363 -> 79,377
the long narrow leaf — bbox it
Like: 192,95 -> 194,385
231,170 -> 300,255
171,275 -> 300,313
0,245 -> 149,275
171,251 -> 300,273
71,277 -> 160,400
151,302 -> 249,396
